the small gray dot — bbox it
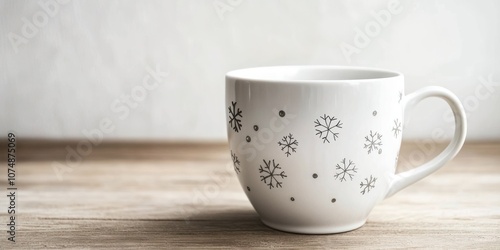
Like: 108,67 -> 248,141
253,125 -> 259,131
313,173 -> 318,179
331,198 -> 336,203
246,136 -> 251,142
290,197 -> 295,201
279,110 -> 286,117
373,110 -> 377,116
378,148 -> 382,154
247,186 -> 250,191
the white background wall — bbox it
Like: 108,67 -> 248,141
1,0 -> 499,142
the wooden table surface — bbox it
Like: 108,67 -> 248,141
0,141 -> 499,249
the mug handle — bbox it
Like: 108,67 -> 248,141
385,86 -> 467,198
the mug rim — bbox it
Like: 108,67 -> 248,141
226,65 -> 403,83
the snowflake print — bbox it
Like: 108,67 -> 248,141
398,91 -> 403,104
392,119 -> 402,138
364,130 -> 383,154
334,158 -> 357,182
277,133 -> 298,157
228,101 -> 243,132
314,114 -> 343,143
360,175 -> 377,195
231,150 -> 240,174
259,159 -> 287,189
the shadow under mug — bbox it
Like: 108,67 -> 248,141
225,65 -> 466,234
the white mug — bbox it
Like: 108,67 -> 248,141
225,66 -> 466,234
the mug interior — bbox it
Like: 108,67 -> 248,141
226,66 -> 401,82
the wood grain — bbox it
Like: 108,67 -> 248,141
0,141 -> 499,249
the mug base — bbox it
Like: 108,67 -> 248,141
260,219 -> 366,234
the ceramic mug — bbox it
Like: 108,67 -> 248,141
225,66 -> 466,234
